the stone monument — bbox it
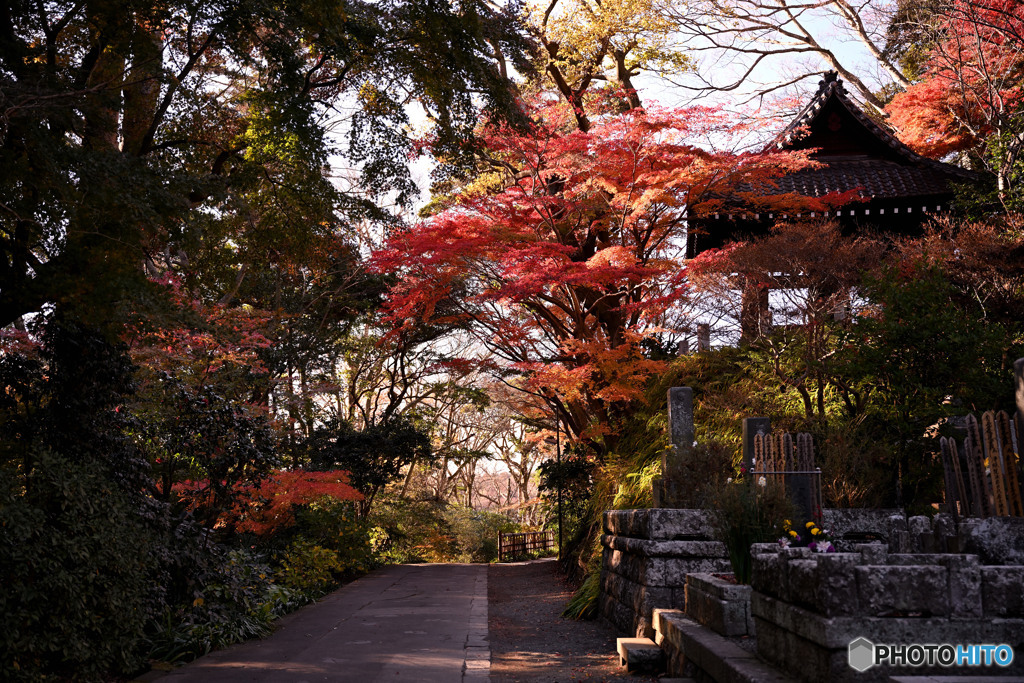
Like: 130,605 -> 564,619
653,387 -> 694,508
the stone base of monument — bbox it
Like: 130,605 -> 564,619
599,509 -> 732,638
685,572 -> 754,637
750,543 -> 1024,682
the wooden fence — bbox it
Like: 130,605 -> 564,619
940,410 -> 1024,517
498,530 -> 555,561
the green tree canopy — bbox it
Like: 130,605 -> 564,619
0,0 -> 531,328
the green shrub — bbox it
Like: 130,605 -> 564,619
563,570 -> 600,620
711,478 -> 792,584
276,539 -> 342,594
0,450 -> 158,681
294,498 -> 373,573
145,548 -> 285,664
367,498 -> 453,564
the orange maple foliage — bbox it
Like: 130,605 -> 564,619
373,96 -> 840,452
887,0 -> 1024,160
173,469 -> 362,536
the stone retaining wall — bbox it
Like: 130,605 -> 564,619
599,509 -> 731,638
750,543 -> 1024,682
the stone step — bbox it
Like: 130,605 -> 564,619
616,636 -> 665,674
653,609 -> 798,683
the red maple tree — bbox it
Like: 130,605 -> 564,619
173,469 -> 362,536
128,274 -> 274,383
373,96 -> 841,454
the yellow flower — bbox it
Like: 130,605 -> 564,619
789,530 -> 799,538
806,521 -> 815,529
811,528 -> 821,536
784,520 -> 792,526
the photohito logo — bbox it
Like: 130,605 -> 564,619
848,638 -> 1014,672
848,637 -> 875,672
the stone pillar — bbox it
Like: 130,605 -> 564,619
696,324 -> 711,351
668,387 -> 694,455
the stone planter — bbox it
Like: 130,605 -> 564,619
684,572 -> 754,637
750,543 -> 1024,682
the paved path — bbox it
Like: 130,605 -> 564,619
154,563 -> 489,682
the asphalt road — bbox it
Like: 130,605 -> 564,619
152,563 -> 489,682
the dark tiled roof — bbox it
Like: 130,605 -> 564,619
772,158 -> 961,199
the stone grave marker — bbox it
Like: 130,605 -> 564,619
653,387 -> 694,508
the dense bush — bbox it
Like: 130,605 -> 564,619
368,498 -> 452,563
275,540 -> 344,594
0,322 -> 355,679
711,478 -> 793,584
0,450 -> 158,681
145,548 -> 293,664
309,416 -> 434,515
143,373 -> 282,528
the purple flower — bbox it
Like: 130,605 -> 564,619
826,543 -> 837,553
808,542 -> 817,551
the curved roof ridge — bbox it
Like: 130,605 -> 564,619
774,71 -> 978,181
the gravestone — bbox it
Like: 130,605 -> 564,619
653,387 -> 695,508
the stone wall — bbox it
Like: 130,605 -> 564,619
599,509 -> 731,638
822,510 -> 1024,563
751,543 -> 1024,682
